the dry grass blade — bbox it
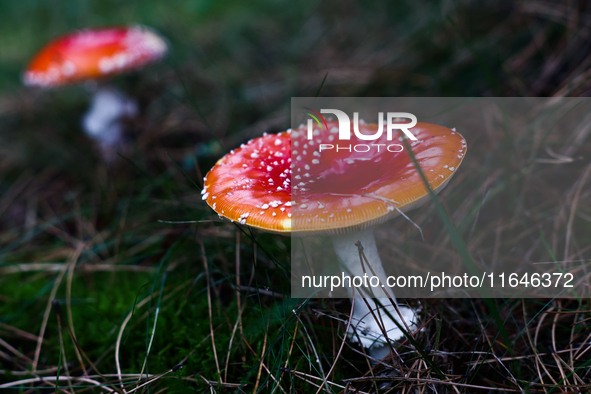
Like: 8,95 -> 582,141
343,375 -> 546,393
114,281 -> 190,391
136,283 -> 163,381
224,230 -> 244,382
54,301 -> 76,394
270,318 -> 299,394
199,239 -> 221,379
65,246 -> 86,376
534,306 -> 560,388
564,162 -> 591,262
551,302 -> 570,387
0,375 -> 118,392
32,241 -> 85,372
53,298 -> 125,394
0,263 -> 162,275
282,367 -> 368,394
124,365 -> 183,394
0,337 -> 33,364
293,312 -> 328,389
314,298 -> 354,394
252,315 -> 269,393
0,322 -> 42,342
240,335 -> 285,394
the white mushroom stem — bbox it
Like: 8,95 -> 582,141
81,86 -> 138,161
330,228 -> 417,359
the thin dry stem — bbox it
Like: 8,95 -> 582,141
32,242 -> 85,372
199,239 -> 221,378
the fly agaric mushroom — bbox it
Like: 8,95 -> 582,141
202,121 -> 466,359
23,25 -> 168,159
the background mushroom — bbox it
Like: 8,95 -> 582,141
23,25 -> 168,160
203,120 -> 467,360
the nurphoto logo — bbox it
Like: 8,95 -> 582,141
303,108 -> 417,153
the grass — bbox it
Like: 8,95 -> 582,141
2,0 -> 591,392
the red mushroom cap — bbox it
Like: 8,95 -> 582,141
203,121 -> 466,235
23,25 -> 168,88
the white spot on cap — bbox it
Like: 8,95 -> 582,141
62,60 -> 77,76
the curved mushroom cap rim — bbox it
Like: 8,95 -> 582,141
23,25 -> 168,88
203,122 -> 467,235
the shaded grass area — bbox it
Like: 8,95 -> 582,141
1,0 -> 591,392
